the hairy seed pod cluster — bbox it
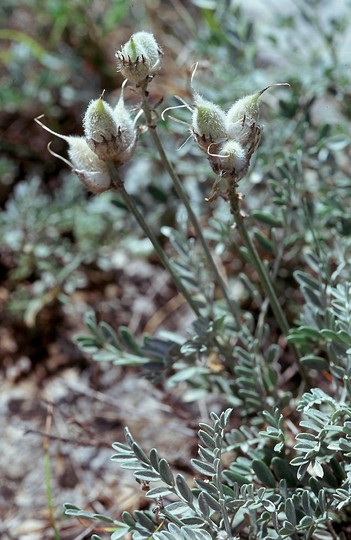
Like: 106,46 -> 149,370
36,87 -> 137,194
191,84 -> 289,199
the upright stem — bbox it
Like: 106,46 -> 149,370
107,161 -> 201,317
139,84 -> 242,328
229,189 -> 290,337
228,184 -> 307,378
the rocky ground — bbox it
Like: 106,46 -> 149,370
1,262 -> 198,540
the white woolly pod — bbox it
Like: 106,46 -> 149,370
226,91 -> 263,151
83,97 -> 117,143
67,136 -> 106,170
112,89 -> 137,164
206,140 -> 248,201
226,92 -> 262,126
218,140 -> 247,176
131,31 -> 162,75
34,116 -> 112,194
83,97 -> 119,161
67,136 -> 111,194
226,83 -> 289,147
192,93 -> 227,141
116,31 -> 162,83
114,90 -> 134,136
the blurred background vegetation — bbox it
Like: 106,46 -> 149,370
2,0 -> 351,372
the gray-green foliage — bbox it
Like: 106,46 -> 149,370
65,410 -> 235,539
65,395 -> 351,539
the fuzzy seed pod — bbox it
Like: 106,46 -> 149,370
116,31 -> 162,83
226,83 -> 289,147
67,136 -> 111,194
132,31 -> 162,72
83,98 -> 117,142
113,91 -> 137,164
192,93 -> 227,157
192,94 -> 227,141
206,139 -> 248,201
226,92 -> 261,126
218,140 -> 247,176
226,92 -> 262,151
68,136 -> 105,171
34,115 -> 113,194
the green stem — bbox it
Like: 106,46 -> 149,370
229,190 -> 290,336
107,161 -> 201,317
139,84 -> 241,328
160,508 -> 187,528
228,185 -> 308,382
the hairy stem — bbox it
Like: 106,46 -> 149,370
107,161 -> 201,317
139,83 -> 242,328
